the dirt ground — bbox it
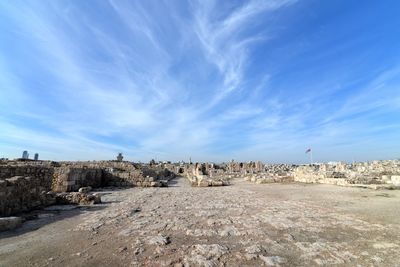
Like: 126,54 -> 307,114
1,177 -> 400,267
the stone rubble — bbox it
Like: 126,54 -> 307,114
55,192 -> 102,205
0,158 -> 399,231
294,160 -> 400,188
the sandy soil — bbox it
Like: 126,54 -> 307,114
1,177 -> 400,267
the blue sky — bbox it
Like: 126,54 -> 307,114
0,0 -> 399,163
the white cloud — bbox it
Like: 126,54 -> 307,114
1,1 -> 399,163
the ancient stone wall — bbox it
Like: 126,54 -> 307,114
183,163 -> 230,187
2,159 -> 399,216
52,166 -> 104,192
0,161 -> 57,216
53,161 -> 174,189
227,161 -> 264,174
0,161 -> 55,180
104,165 -> 173,187
0,160 -> 176,216
0,176 -> 55,216
244,164 -> 297,184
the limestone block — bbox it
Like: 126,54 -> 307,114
391,175 -> 400,186
211,181 -> 223,186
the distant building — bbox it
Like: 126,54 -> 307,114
117,153 -> 123,162
34,153 -> 39,160
22,150 -> 29,159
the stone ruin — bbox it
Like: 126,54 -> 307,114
0,161 -> 56,217
170,159 -> 400,189
52,161 -> 174,192
293,160 -> 400,189
162,160 -> 296,187
1,158 -> 399,224
243,164 -> 297,184
185,163 -> 230,187
0,160 -> 175,217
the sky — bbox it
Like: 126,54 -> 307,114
0,0 -> 400,163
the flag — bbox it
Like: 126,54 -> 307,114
305,148 -> 311,154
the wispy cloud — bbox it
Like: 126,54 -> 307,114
0,0 -> 399,163
192,0 -> 296,105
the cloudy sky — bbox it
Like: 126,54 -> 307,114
0,0 -> 399,163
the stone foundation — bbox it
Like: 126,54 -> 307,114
0,160 -> 175,216
0,176 -> 56,216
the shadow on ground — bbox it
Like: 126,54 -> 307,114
0,204 -> 107,239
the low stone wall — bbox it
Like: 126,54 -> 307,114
244,164 -> 297,184
52,161 -> 135,191
0,161 -> 57,216
0,160 -> 175,216
52,167 -> 104,192
53,162 -> 174,189
0,161 -> 54,181
0,176 -> 55,216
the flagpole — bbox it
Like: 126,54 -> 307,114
310,150 -> 313,164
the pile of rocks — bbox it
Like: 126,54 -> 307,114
55,191 -> 101,205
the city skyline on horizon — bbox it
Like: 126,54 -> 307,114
1,149 -> 399,165
1,1 -> 400,163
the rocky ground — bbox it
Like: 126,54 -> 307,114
1,177 -> 400,267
